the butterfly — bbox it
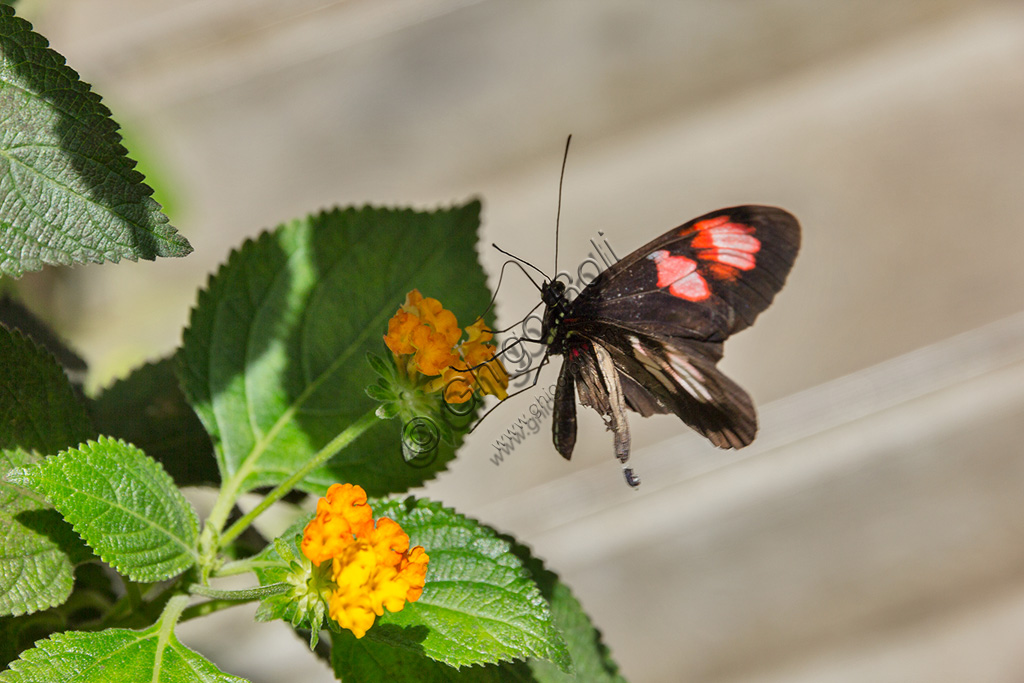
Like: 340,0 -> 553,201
535,205 -> 800,487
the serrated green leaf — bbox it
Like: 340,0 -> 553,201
178,202 -> 489,497
1,562 -> 119,668
0,326 -> 92,457
0,296 -> 87,380
0,5 -> 191,276
89,357 -> 217,487
0,625 -> 248,683
333,629 -> 536,682
0,612 -> 61,670
15,436 -> 199,582
511,545 -> 627,683
372,498 -> 571,671
0,326 -> 93,617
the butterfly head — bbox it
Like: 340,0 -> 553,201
540,279 -> 566,306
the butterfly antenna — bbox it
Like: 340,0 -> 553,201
471,258 -> 541,328
491,244 -> 548,290
554,134 -> 572,276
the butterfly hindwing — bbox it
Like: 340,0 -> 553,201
608,332 -> 756,448
562,323 -> 756,448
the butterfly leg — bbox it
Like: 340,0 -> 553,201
466,350 -> 551,434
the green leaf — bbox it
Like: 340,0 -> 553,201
371,498 -> 571,671
365,351 -> 391,378
0,625 -> 248,682
1,563 -> 119,668
14,437 -> 200,582
0,326 -> 91,457
512,546 -> 627,683
339,537 -> 629,682
0,326 -> 93,617
0,296 -> 87,381
89,358 -> 218,487
0,5 -> 191,276
178,202 -> 489,496
0,612 -> 62,670
333,630 -> 535,682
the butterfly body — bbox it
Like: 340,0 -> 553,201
537,205 -> 800,487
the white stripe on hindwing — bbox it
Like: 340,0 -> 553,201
629,335 -> 712,403
593,343 -> 631,464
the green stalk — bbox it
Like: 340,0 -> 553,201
218,410 -> 379,547
188,582 -> 289,601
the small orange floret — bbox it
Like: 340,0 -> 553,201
384,309 -> 420,356
462,341 -> 509,401
398,545 -> 429,602
368,517 -> 411,568
411,326 -> 459,376
402,289 -> 425,310
301,483 -> 373,566
464,318 -> 493,345
438,368 -> 475,404
414,295 -> 462,348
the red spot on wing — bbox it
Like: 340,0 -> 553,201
647,250 -> 710,301
688,216 -> 761,280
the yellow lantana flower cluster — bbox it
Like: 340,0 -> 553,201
384,289 -> 508,404
300,483 -> 428,639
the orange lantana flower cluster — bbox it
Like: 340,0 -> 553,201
300,483 -> 428,639
383,289 -> 508,404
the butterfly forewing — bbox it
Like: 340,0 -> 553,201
570,206 -> 800,340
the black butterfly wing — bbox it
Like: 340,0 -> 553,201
608,331 -> 756,448
560,323 -> 755,449
552,338 -> 643,487
552,359 -> 577,458
552,342 -> 614,461
572,205 -> 800,340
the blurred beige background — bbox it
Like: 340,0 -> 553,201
22,1 -> 1024,681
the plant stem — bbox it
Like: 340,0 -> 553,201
157,594 -> 190,644
188,582 -> 289,601
218,410 -> 379,548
